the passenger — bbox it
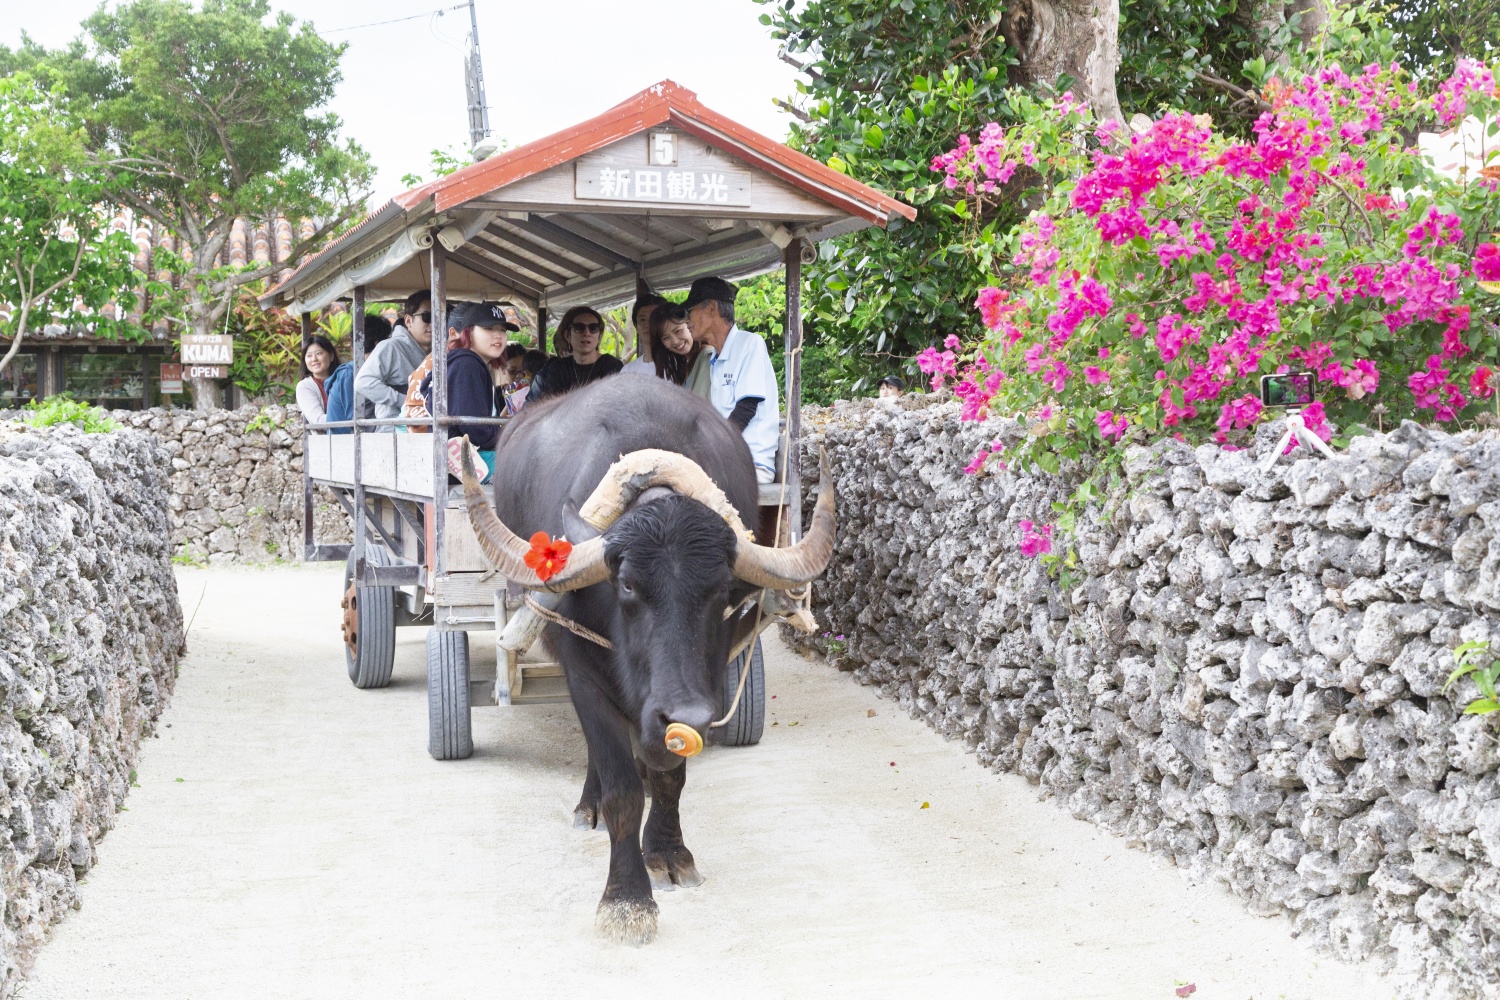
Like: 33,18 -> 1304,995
502,349 -> 549,414
502,342 -> 528,384
354,290 -> 432,430
684,276 -> 780,484
877,375 -> 906,399
646,302 -> 702,386
622,293 -> 668,375
295,335 -> 340,423
527,306 -> 623,402
419,302 -> 519,471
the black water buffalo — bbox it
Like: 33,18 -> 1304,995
458,374 -> 834,944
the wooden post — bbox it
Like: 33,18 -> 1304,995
300,310 -> 316,559
430,249 -> 449,583
351,287 -> 367,582
536,305 -> 548,353
783,241 -> 805,541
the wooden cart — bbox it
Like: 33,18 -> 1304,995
262,81 -> 914,759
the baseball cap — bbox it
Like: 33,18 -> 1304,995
878,376 -> 906,391
449,300 -> 522,333
682,276 -> 738,311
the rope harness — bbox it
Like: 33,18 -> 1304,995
523,594 -> 614,649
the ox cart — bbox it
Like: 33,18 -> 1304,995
261,81 -> 914,759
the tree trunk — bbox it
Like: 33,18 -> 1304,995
1002,0 -> 1125,126
1285,0 -> 1332,48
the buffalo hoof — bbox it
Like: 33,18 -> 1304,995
573,803 -> 599,830
644,848 -> 703,891
596,897 -> 658,945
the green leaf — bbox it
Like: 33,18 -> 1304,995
864,125 -> 885,149
1462,698 -> 1500,715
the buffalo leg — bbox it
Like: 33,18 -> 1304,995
573,755 -> 601,830
570,669 -> 657,944
642,762 -> 703,891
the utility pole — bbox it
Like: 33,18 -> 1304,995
464,0 -> 496,159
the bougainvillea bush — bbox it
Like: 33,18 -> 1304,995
920,16 -> 1500,480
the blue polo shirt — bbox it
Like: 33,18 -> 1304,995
709,325 -> 780,482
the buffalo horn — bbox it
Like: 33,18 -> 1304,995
458,439 -> 609,591
731,449 -> 837,589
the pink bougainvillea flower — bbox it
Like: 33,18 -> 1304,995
1017,520 -> 1053,558
1085,365 -> 1111,385
1095,410 -> 1128,440
1476,243 -> 1500,282
1216,394 -> 1263,437
1299,401 -> 1333,442
1433,58 -> 1497,126
1470,366 -> 1495,400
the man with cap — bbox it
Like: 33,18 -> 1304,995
877,375 -> 906,400
419,301 -> 520,460
684,276 -> 780,484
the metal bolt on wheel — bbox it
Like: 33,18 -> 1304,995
719,637 -> 765,747
343,548 -> 395,689
427,629 -> 473,760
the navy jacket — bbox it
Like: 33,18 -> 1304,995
421,348 -> 501,450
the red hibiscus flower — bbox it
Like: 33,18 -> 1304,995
524,532 -> 572,582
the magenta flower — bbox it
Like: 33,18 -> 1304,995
1476,243 -> 1500,282
1017,520 -> 1053,558
1095,410 -> 1128,440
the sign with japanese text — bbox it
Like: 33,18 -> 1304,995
575,154 -> 752,207
180,334 -> 234,365
159,363 -> 183,394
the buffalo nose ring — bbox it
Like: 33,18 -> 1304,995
664,723 -> 704,757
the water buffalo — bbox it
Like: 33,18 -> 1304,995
458,374 -> 834,944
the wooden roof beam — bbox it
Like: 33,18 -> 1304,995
470,238 -> 574,287
483,223 -> 596,277
537,216 -> 644,266
447,248 -> 545,301
579,213 -> 676,253
515,216 -> 637,269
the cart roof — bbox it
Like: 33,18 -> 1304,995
262,81 -> 915,315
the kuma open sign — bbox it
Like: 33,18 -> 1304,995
180,334 -> 234,366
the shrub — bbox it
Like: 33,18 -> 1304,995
18,393 -> 120,433
920,16 -> 1500,478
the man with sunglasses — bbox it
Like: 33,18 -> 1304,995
527,305 -> 623,403
353,290 -> 433,428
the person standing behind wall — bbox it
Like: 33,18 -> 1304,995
354,290 -> 432,430
684,276 -> 779,484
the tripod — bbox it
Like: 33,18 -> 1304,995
1259,408 -> 1338,472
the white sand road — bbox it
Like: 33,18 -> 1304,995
23,566 -> 1391,1000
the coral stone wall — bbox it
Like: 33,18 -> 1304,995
104,405 -> 350,564
0,423 -> 185,991
795,395 -> 1500,1000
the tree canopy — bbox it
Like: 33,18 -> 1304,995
0,74 -> 142,377
2,0 -> 373,406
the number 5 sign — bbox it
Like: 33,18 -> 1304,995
648,131 -> 677,166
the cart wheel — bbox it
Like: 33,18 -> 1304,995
427,629 -> 473,760
342,547 -> 395,689
718,637 -> 765,747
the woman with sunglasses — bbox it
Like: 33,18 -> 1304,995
527,305 -> 623,403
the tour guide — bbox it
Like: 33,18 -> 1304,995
684,276 -> 780,484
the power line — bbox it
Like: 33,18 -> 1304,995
321,4 -> 467,35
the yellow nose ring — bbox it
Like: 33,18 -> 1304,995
664,723 -> 704,757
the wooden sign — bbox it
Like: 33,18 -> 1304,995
159,363 -> 183,394
181,334 -> 234,365
575,138 -> 752,207
184,365 -> 229,379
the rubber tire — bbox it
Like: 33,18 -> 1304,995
344,547 -> 396,689
427,630 -> 473,760
718,637 -> 766,747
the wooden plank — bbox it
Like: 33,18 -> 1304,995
443,506 -> 494,573
576,212 -> 677,253
433,574 -> 504,607
470,237 -> 574,286
540,216 -> 644,264
482,223 -> 594,278
515,216 -> 636,268
396,433 -> 436,497
359,433 -> 398,492
448,247 -> 546,299
784,239 -> 804,540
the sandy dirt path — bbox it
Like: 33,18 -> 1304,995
24,566 -> 1390,999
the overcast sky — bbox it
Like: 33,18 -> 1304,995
3,0 -> 801,201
